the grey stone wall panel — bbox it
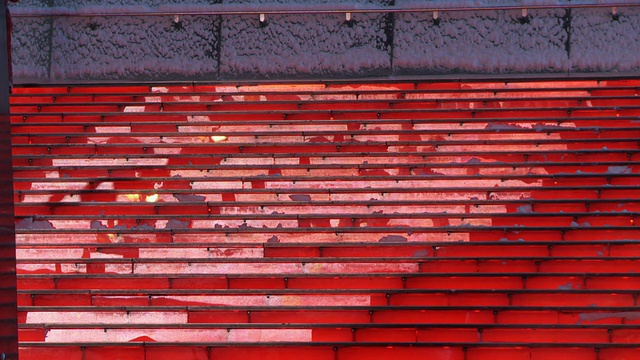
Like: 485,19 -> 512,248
220,0 -> 393,79
393,9 -> 570,75
570,7 -> 640,72
219,13 -> 392,79
46,0 -> 222,81
10,0 -> 52,81
7,1 -> 640,82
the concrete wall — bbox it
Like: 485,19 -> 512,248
10,1 -> 640,83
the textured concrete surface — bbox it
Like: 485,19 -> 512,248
570,6 -> 640,72
393,8 -> 571,75
11,0 -> 52,80
219,0 -> 392,79
45,0 -> 221,81
8,1 -> 640,82
48,14 -> 221,81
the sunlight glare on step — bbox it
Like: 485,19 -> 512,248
211,135 -> 228,142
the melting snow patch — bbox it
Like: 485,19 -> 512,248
129,223 -> 156,231
606,166 -> 632,174
90,220 -> 107,230
533,124 -> 561,132
174,194 -> 206,202
484,123 -> 522,131
455,223 -> 483,228
289,194 -> 312,202
578,312 -> 640,324
15,218 -> 54,230
165,219 -> 190,229
379,235 -> 408,243
558,283 -> 576,290
516,204 -> 533,213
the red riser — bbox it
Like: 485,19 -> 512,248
11,81 -> 640,357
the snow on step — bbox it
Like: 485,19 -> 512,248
11,80 -> 640,357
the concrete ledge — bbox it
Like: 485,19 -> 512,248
9,1 -> 640,83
